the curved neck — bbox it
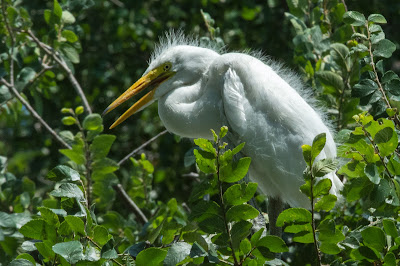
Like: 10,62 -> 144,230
158,79 -> 222,139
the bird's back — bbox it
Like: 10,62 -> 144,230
213,53 -> 342,208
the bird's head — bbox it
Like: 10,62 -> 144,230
103,45 -> 218,129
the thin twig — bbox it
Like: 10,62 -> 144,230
1,78 -> 72,149
309,164 -> 322,266
113,183 -> 148,224
118,130 -> 168,165
22,29 -> 92,114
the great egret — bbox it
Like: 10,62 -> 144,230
103,32 -> 343,230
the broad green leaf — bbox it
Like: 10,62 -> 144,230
59,140 -> 85,165
311,133 -> 326,163
316,71 -> 344,93
257,235 -> 289,253
19,219 -> 45,240
8,259 -> 34,266
226,204 -> 259,222
373,39 -> 396,58
52,241 -> 84,264
318,219 -> 345,243
388,155 -> 400,176
126,242 -> 146,257
62,30 -> 78,43
58,220 -> 72,236
83,114 -> 103,131
37,207 -> 60,227
193,149 -> 217,174
89,134 -> 116,160
136,247 -> 167,266
384,252 -> 396,266
343,11 -> 366,26
50,183 -> 84,200
15,254 -> 35,265
330,43 -> 350,72
301,144 -> 312,165
386,79 -> 400,96
61,44 -> 80,63
383,219 -> 398,238
64,216 -> 85,235
100,239 -> 118,259
220,157 -> 251,183
320,242 -> 342,255
300,180 -> 311,198
93,225 -> 111,246
189,200 -> 221,223
352,79 -> 378,98
361,226 -> 386,252
190,242 -> 207,258
364,164 -> 380,184
47,165 -> 80,182
276,208 -> 312,227
351,246 -> 380,262
240,238 -> 251,254
250,228 -> 264,247
182,232 -> 208,251
313,178 -> 332,197
338,160 -> 366,179
61,116 -> 76,126
293,231 -> 314,244
53,0 -> 62,19
164,242 -> 192,266
61,10 -> 76,24
223,182 -> 258,206
35,240 -> 55,260
232,142 -> 246,155
368,14 -> 387,24
194,138 -> 216,155
91,158 -> 119,176
231,220 -> 252,249
314,194 -> 337,212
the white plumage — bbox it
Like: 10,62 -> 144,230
104,32 -> 343,208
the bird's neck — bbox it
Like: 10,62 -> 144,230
158,79 -> 222,140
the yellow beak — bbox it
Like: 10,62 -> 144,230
103,67 -> 175,129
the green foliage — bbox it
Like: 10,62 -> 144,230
1,0 -> 400,265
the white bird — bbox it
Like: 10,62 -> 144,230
103,32 -> 343,219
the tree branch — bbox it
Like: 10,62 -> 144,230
118,129 -> 168,165
21,29 -> 92,114
113,183 -> 148,224
1,78 -> 72,149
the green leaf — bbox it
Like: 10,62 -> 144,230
311,133 -> 326,164
231,220 -> 252,249
50,183 -> 84,200
83,114 -> 103,131
136,247 -> 167,266
47,165 -> 80,182
351,246 -> 380,262
226,204 -> 259,222
312,158 -> 338,177
250,228 -> 264,247
15,254 -> 36,265
38,207 -> 60,227
15,67 -> 36,91
101,238 -> 118,259
316,71 -> 344,93
164,242 -> 192,266
320,242 -> 342,255
220,157 -> 251,183
313,178 -> 332,197
318,219 -> 345,244
223,182 -> 258,206
343,11 -> 366,26
64,216 -> 85,235
276,208 -> 311,227
219,126 -> 228,139
361,226 -> 386,252
52,241 -> 84,264
35,240 -> 55,260
194,138 -> 216,155
190,242 -> 207,258
240,238 -> 252,254
182,232 -> 208,251
373,39 -> 397,58
89,134 -> 116,160
314,194 -> 337,212
193,149 -> 216,174
19,219 -> 45,240
384,252 -> 396,266
61,10 -> 76,24
368,14 -> 387,24
53,0 -> 62,19
232,142 -> 245,155
383,219 -> 398,238
330,43 -> 350,72
9,259 -> 34,266
93,225 -> 111,246
62,30 -> 78,43
62,116 -> 76,125
257,235 -> 289,253
301,144 -> 312,166
365,164 -> 380,184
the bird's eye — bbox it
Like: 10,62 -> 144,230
163,63 -> 171,71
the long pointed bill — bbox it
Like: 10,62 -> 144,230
103,66 -> 175,129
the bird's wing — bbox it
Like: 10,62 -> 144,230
219,54 -> 341,207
